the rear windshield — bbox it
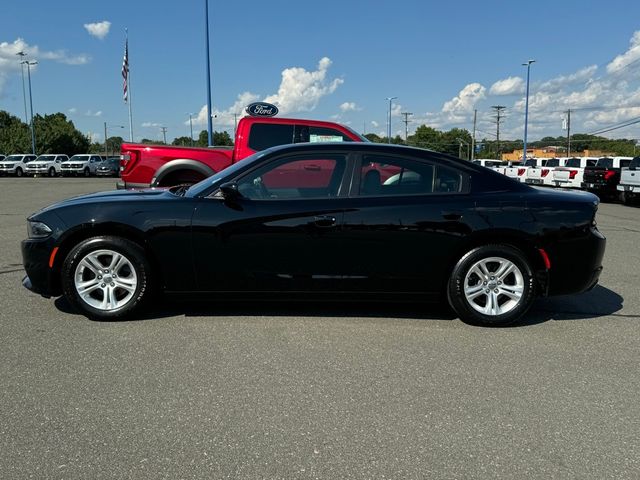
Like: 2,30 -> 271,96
524,159 -> 537,167
565,158 -> 581,168
546,158 -> 560,167
596,158 -> 613,168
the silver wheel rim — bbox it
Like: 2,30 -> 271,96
74,249 -> 138,311
463,256 -> 524,316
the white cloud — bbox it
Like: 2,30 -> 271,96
263,57 -> 343,114
339,101 -> 359,112
607,30 -> 640,75
490,76 -> 524,96
84,21 -> 111,40
371,120 -> 379,128
0,38 -> 90,95
442,83 -> 486,115
68,107 -> 77,114
84,110 -> 102,117
141,122 -> 162,128
538,65 -> 598,93
191,58 -> 342,128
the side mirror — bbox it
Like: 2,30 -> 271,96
219,181 -> 242,200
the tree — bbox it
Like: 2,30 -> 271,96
0,111 -> 31,153
172,136 -> 193,146
32,113 -> 89,155
196,130 -> 234,147
364,133 -> 383,143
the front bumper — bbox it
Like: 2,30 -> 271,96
21,238 -> 60,297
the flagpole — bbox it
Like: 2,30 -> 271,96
126,28 -> 134,142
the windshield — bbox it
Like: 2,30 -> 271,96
596,158 -> 613,168
4,155 -> 24,162
67,155 -> 90,162
36,155 -> 55,162
186,150 -> 269,197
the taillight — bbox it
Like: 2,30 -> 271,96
541,169 -> 550,177
604,170 -> 616,180
568,170 -> 578,179
518,168 -> 526,176
120,150 -> 138,174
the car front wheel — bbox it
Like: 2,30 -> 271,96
61,236 -> 152,320
447,245 -> 536,327
15,167 -> 23,177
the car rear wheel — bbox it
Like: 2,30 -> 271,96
447,245 -> 536,327
61,236 -> 152,320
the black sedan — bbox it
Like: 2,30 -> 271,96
22,143 -> 606,326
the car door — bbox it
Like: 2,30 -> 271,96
191,151 -> 353,292
340,152 -> 474,295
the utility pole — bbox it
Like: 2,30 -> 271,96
160,126 -> 168,144
401,112 -> 413,144
567,110 -> 571,157
385,96 -> 397,143
104,122 -> 108,157
491,105 -> 506,160
233,112 -> 239,140
471,109 -> 477,161
188,113 -> 194,146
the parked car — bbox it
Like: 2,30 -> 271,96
96,157 -> 121,177
552,157 -> 598,189
25,154 -> 69,177
582,156 -> 632,199
22,143 -> 606,327
617,156 -> 640,205
0,154 -> 37,177
60,154 -> 104,176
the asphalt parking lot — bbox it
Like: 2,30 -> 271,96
1,177 -> 638,479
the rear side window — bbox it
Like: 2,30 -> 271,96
620,159 -> 631,168
630,157 -> 640,169
248,124 -> 294,151
359,155 -> 464,196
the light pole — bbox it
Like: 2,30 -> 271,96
386,96 -> 397,144
204,0 -> 214,146
522,60 -> 535,161
104,123 -> 125,157
22,60 -> 37,155
187,113 -> 194,146
16,52 -> 29,125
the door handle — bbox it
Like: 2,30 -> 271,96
441,211 -> 462,221
313,215 -> 337,228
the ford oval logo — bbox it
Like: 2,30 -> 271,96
246,102 -> 279,117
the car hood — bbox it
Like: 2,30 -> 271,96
28,162 -> 50,166
34,188 -> 173,215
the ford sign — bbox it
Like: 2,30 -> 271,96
246,102 -> 279,117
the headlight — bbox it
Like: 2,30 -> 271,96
27,221 -> 52,239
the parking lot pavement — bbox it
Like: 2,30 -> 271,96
0,178 -> 638,479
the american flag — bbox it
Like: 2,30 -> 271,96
122,37 -> 129,103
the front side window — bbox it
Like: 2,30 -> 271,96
358,155 -> 464,196
236,154 -> 347,200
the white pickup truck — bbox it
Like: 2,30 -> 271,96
60,154 -> 104,176
25,154 -> 69,177
0,154 -> 38,177
525,158 -> 566,186
505,158 -> 548,182
552,157 -> 598,189
617,156 -> 640,205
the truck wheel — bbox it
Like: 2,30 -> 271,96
84,168 -> 90,177
61,236 -> 152,320
157,170 -> 207,187
15,167 -> 23,177
447,245 -> 537,327
48,167 -> 56,177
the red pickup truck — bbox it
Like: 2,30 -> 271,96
118,116 -> 367,189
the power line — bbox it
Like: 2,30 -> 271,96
588,117 -> 640,136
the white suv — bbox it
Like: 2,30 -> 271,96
25,154 -> 69,177
0,154 -> 38,177
60,154 -> 103,176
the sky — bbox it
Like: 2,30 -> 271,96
1,0 -> 640,145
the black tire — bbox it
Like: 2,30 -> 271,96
48,167 -> 56,177
15,167 -> 23,177
447,245 -> 537,327
84,168 -> 91,177
61,236 -> 152,320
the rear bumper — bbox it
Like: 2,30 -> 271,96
617,185 -> 640,193
546,227 -> 606,296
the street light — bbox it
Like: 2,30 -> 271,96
522,59 -> 535,161
187,113 -> 195,146
386,96 -> 397,144
104,123 -> 125,157
16,52 -> 28,125
21,60 -> 37,155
